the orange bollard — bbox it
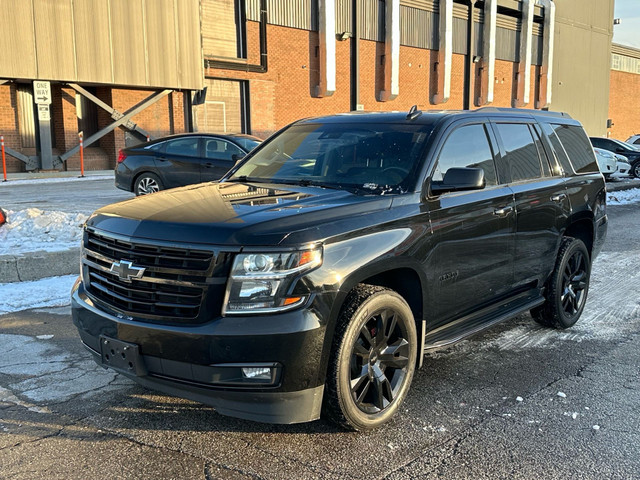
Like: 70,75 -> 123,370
1,135 -> 7,182
79,132 -> 85,178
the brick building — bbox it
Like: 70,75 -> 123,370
0,0 -> 634,174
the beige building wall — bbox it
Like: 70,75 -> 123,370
0,0 -> 203,90
550,0 -> 614,136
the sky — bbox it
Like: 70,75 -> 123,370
613,0 -> 640,48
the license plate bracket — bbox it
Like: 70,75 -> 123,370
99,336 -> 147,376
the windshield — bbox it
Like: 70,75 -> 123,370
228,122 -> 432,193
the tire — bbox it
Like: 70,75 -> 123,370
134,173 -> 163,196
531,237 -> 591,329
632,161 -> 640,179
323,284 -> 418,431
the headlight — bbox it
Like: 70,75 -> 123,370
223,247 -> 322,315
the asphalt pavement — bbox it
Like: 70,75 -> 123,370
0,198 -> 639,478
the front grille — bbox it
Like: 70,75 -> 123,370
82,228 -> 230,324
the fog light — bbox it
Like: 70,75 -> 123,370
242,367 -> 272,380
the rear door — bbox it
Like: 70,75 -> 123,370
201,137 -> 245,181
424,121 -> 516,327
491,121 -> 570,291
156,136 -> 203,188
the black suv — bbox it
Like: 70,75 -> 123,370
72,108 -> 607,430
589,136 -> 640,178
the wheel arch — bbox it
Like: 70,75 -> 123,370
563,215 -> 595,258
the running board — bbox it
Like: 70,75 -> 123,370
422,295 -> 545,352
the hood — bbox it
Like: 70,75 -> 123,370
87,181 -> 393,246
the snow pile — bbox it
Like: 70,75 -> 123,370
0,208 -> 88,254
607,187 -> 640,205
0,275 -> 77,315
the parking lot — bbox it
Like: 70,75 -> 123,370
1,177 -> 639,479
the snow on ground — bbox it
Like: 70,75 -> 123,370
2,175 -> 112,186
607,187 -> 640,205
0,275 -> 77,315
0,208 -> 87,254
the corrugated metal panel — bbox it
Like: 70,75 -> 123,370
361,0 -> 384,41
33,0 -> 77,80
17,85 -> 36,149
0,0 -> 202,89
247,0 -> 260,21
203,0 -> 239,57
270,0 -> 316,30
110,0 -> 147,86
0,0 -> 37,78
400,6 -> 437,49
146,0 -> 178,87
400,0 -> 435,12
495,26 -> 517,62
452,16 -> 467,55
74,0 -> 112,83
335,0 -> 351,35
176,0 -> 203,88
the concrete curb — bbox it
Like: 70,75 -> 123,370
0,248 -> 80,283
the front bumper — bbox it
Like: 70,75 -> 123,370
72,282 -> 327,424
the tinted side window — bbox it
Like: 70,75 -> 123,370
495,123 -> 541,182
590,137 -> 611,150
432,124 -> 497,186
144,141 -> 166,152
553,125 -> 599,174
165,137 -> 200,157
204,139 -> 244,161
541,123 -> 573,174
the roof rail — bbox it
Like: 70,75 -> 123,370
473,107 -> 572,119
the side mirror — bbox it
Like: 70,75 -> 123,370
429,167 -> 485,195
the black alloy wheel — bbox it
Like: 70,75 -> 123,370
560,247 -> 588,319
324,285 -> 417,430
531,237 -> 591,329
349,308 -> 411,414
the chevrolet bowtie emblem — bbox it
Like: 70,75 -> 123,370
109,260 -> 145,283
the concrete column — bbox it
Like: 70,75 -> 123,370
379,0 -> 400,102
432,0 -> 453,105
477,0 -> 497,106
514,0 -> 535,107
315,0 -> 337,97
536,0 -> 555,109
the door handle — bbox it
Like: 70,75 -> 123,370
493,206 -> 513,217
551,193 -> 567,203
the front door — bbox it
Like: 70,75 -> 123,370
424,122 -> 515,328
201,137 -> 244,181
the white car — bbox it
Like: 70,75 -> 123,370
593,147 -> 617,179
612,153 -> 631,178
626,134 -> 640,146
